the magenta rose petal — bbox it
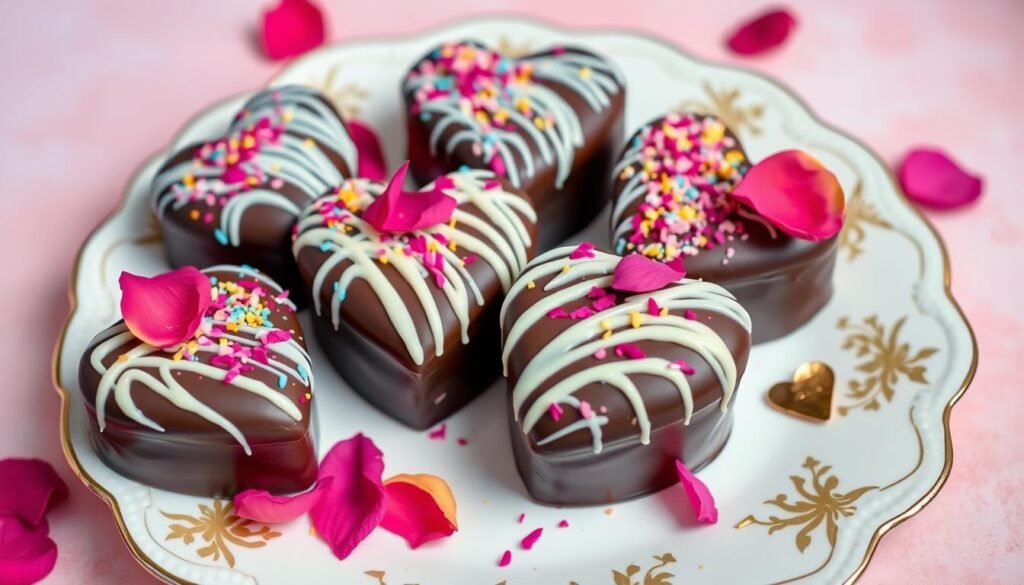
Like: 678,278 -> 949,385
731,150 -> 845,241
308,434 -> 388,561
233,478 -> 332,524
0,460 -> 68,526
362,161 -> 458,233
726,8 -> 798,56
118,267 -> 211,348
897,148 -> 983,209
260,0 -> 326,61
348,120 -> 387,182
674,459 -> 718,524
612,254 -> 686,293
0,516 -> 58,585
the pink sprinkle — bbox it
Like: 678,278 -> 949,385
547,307 -> 570,319
428,423 -> 447,440
549,403 -> 564,422
579,401 -> 595,419
614,343 -> 646,360
587,286 -> 607,299
594,348 -> 607,360
463,254 -> 478,265
484,179 -> 502,190
517,513 -> 526,524
685,309 -> 698,320
558,519 -> 570,528
520,527 -> 543,550
673,359 -> 696,375
569,306 -> 595,320
498,550 -> 512,567
457,438 -> 469,446
591,294 -> 617,311
569,241 -> 596,260
647,297 -> 661,316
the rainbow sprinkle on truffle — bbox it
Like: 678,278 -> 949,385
612,113 -> 751,263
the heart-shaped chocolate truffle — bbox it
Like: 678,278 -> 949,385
610,112 -> 838,342
404,41 -> 626,249
78,265 -> 317,496
152,85 -> 358,291
501,246 -> 751,505
293,169 -> 538,428
767,361 -> 835,422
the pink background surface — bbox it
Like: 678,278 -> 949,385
1,0 -> 1020,582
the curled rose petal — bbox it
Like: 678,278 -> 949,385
675,459 -> 718,524
0,516 -> 58,585
348,120 -> 387,182
612,254 -> 685,293
0,460 -> 68,526
119,267 -> 211,348
233,478 -> 332,524
520,527 -> 542,550
260,0 -> 326,60
731,150 -> 845,241
363,161 -> 458,233
380,473 -> 458,549
309,434 -> 387,561
897,148 -> 983,209
726,8 -> 798,56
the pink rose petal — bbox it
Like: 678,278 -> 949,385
675,459 -> 718,524
0,516 -> 58,585
897,148 -> 983,209
0,460 -> 68,526
309,434 -> 387,561
119,267 -> 211,348
348,120 -> 387,182
363,161 -> 458,233
558,519 -> 570,528
569,241 -> 596,260
520,527 -> 543,550
498,549 -> 512,567
612,254 -> 685,293
233,478 -> 332,524
380,474 -> 458,549
428,423 -> 447,440
260,0 -> 326,60
726,8 -> 798,56
731,150 -> 845,241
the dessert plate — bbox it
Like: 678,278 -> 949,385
53,17 -> 977,585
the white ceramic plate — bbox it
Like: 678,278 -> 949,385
53,17 -> 976,585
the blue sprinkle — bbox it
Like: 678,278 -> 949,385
458,164 -> 470,172
297,365 -> 308,383
419,112 -> 431,122
333,282 -> 339,291
209,276 -> 218,284
319,240 -> 333,252
214,229 -> 229,246
240,264 -> 255,273
337,288 -> 347,302
615,239 -> 626,255
277,374 -> 287,389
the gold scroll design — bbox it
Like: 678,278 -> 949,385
676,82 -> 765,137
306,65 -> 370,120
161,499 -> 280,568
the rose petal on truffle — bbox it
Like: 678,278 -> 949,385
612,254 -> 685,293
731,150 -> 845,241
897,148 -> 983,209
260,0 -> 326,60
363,161 -> 458,233
726,8 -> 798,56
309,434 -> 387,560
380,474 -> 458,549
0,460 -> 68,526
675,459 -> 718,524
119,267 -> 211,348
0,516 -> 58,585
349,120 -> 387,182
233,478 -> 332,524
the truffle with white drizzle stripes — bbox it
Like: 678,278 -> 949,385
501,246 -> 752,505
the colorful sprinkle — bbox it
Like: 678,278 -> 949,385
520,527 -> 543,550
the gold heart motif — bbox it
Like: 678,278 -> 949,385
767,362 -> 835,422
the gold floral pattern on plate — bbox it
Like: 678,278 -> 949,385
306,65 -> 370,119
161,499 -> 281,568
837,315 -> 939,415
838,184 -> 892,263
496,37 -> 533,58
604,553 -> 678,585
737,457 -> 876,553
676,82 -> 765,136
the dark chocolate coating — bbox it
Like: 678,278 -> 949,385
404,43 -> 626,250
154,90 -> 354,293
503,252 -> 751,505
610,114 -> 837,343
77,269 -> 317,497
295,179 -> 538,429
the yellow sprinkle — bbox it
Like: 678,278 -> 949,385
448,240 -> 457,251
701,122 -> 725,144
117,354 -> 129,362
601,319 -> 612,331
459,259 -> 466,267
679,206 -> 696,220
282,110 -> 294,123
172,349 -> 184,361
515,96 -> 530,113
394,247 -> 406,257
304,138 -> 316,148
427,240 -> 439,252
561,264 -> 570,274
219,338 -> 228,347
630,310 -> 643,328
602,330 -> 612,340
526,280 -> 536,289
665,244 -> 677,258
676,137 -> 693,151
304,392 -> 312,400
533,117 -> 547,130
182,173 -> 195,188
605,507 -> 615,516
189,209 -> 200,221
494,109 -> 509,124
242,135 -> 255,149
579,66 -> 592,79
448,218 -> 457,228
225,152 -> 239,165
379,255 -> 389,265
725,149 -> 746,164
226,322 -> 239,332
660,307 -> 669,317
